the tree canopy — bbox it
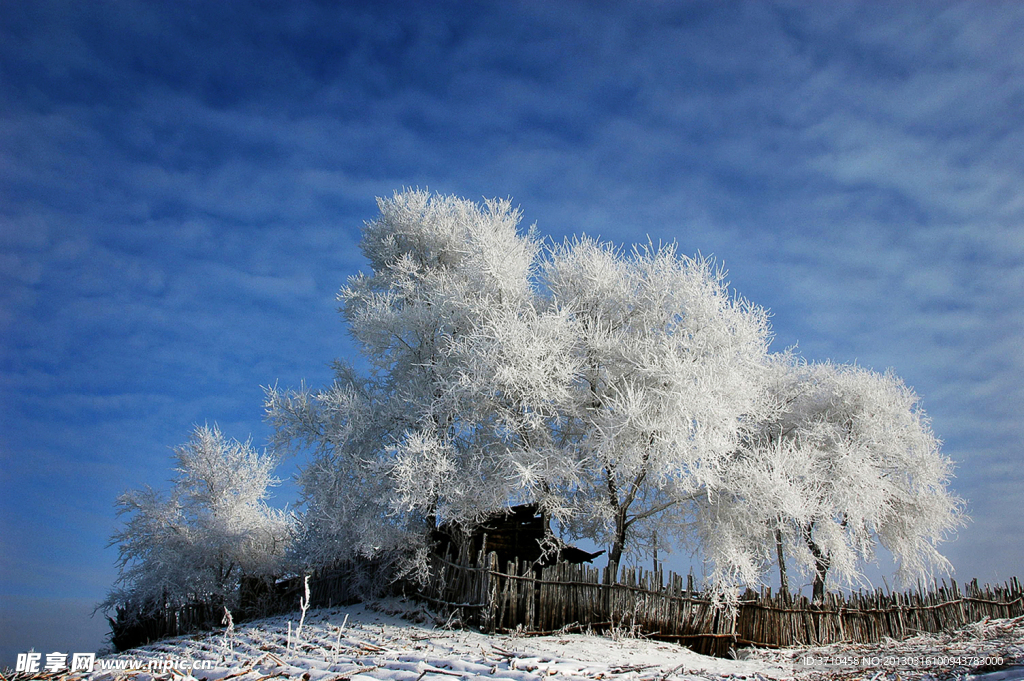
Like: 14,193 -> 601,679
103,425 -> 292,617
697,356 -> 965,596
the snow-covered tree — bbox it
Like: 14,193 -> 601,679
265,190 -> 563,573
698,357 -> 966,599
103,425 -> 292,617
537,238 -> 773,568
264,369 -> 420,571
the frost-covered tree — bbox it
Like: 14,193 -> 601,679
264,369 -> 424,571
103,425 -> 292,617
698,357 -> 965,599
265,190 -> 565,573
538,238 -> 773,568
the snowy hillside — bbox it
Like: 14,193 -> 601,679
66,599 -> 1023,681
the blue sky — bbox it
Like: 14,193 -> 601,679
2,0 -> 1023,666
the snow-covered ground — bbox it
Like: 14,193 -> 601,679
58,599 -> 1023,681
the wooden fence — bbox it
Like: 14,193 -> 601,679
420,550 -> 1024,657
108,600 -> 225,652
108,552 -> 1023,657
108,559 -> 395,651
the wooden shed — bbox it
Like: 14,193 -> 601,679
433,504 -> 604,567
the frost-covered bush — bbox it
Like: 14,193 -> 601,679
102,425 -> 293,619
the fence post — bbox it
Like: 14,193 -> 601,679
484,551 -> 498,634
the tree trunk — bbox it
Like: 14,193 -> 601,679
605,467 -> 628,580
803,523 -> 830,602
604,442 -> 652,580
775,528 -> 789,596
811,563 -> 828,602
608,508 -> 627,575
